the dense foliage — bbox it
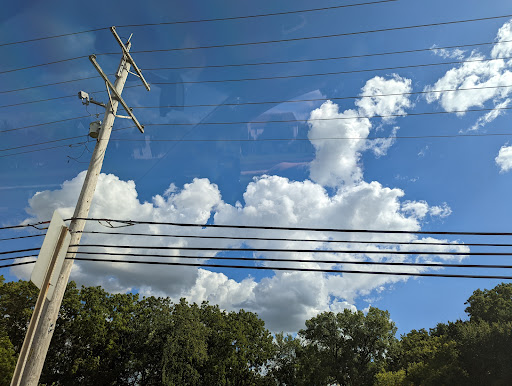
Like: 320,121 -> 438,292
2,276 -> 512,385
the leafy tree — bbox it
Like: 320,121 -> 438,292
0,275 -> 38,352
162,300 -> 275,386
270,333 -> 302,385
0,327 -> 16,386
465,283 -> 512,323
395,329 -> 466,385
299,307 -> 397,386
453,320 -> 512,386
128,295 -> 173,384
374,369 -> 406,386
162,300 -> 209,385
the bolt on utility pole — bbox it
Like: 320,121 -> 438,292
14,26 -> 150,386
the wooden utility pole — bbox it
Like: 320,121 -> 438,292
14,27 -> 150,386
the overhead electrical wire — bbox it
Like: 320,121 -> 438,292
0,261 -> 36,269
68,257 -> 512,280
0,94 -> 78,109
0,75 -> 103,95
118,14 -> 512,54
2,82 -> 511,112
71,243 -> 509,256
0,234 -> 45,242
120,1 -> 399,28
77,230 -> 512,248
133,84 -> 512,109
143,105 -> 512,126
0,0 -> 396,48
148,56 -> 512,86
4,106 -> 512,156
0,115 -> 90,134
141,40 -> 512,71
70,217 -> 512,236
66,250 -> 512,270
2,36 -> 510,78
0,85 -> 142,110
0,255 -> 38,262
0,134 -> 88,152
0,142 -> 87,158
0,221 -> 50,231
107,133 -> 512,143
0,55 -> 89,75
2,130 -> 511,160
0,247 -> 41,255
4,55 -> 512,95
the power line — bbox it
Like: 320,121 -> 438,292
0,247 -> 41,255
0,0 -> 396,48
6,107 -> 512,156
0,126 -> 132,155
108,132 -> 512,143
0,255 -> 38,262
0,116 -> 90,134
133,84 -> 512,109
0,142 -> 87,158
120,1 -> 398,28
3,35 -> 509,78
0,134 -> 88,152
0,234 -> 45,242
141,40 -> 512,71
10,55 -> 509,95
78,230 -> 512,248
0,75 -> 101,95
0,261 -> 36,269
69,256 -> 512,280
0,85 -> 142,110
143,105 -> 512,127
118,14 -> 512,54
1,126 -> 133,152
2,81 -> 511,113
0,95 -> 77,109
3,131 -> 511,160
148,56 -> 512,86
0,221 -> 49,231
68,250 -> 512,269
70,217 -> 512,236
71,243 -> 506,256
0,30 -> 105,48
0,55 -> 89,75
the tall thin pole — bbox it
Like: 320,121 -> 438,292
19,42 -> 133,386
10,226 -> 68,385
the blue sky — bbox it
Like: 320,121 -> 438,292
1,0 -> 512,334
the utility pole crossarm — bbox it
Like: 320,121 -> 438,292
89,54 -> 145,133
111,26 -> 151,91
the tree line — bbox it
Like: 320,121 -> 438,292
1,276 -> 512,385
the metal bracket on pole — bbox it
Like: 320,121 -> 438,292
89,54 -> 145,133
90,98 -> 107,108
111,26 -> 151,91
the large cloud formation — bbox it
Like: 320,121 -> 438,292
425,19 -> 512,176
17,74 -> 468,332
425,19 -> 512,128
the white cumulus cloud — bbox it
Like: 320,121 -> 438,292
495,145 -> 512,172
308,74 -> 412,187
425,19 -> 512,130
14,73 -> 468,333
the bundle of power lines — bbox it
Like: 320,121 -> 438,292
2,217 -> 512,280
2,5 -> 512,159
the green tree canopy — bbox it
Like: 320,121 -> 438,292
465,283 -> 512,323
299,307 -> 397,386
